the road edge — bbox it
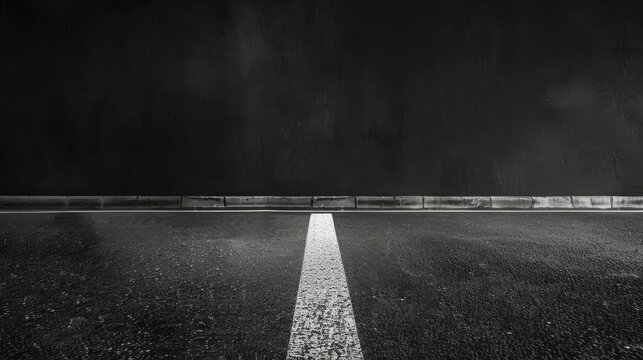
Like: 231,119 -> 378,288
0,196 -> 642,210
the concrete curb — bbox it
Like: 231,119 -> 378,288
0,196 -> 643,210
0,196 -> 68,208
533,196 -> 573,209
268,196 -> 312,208
424,196 -> 491,209
224,196 -> 269,208
182,196 -> 225,209
137,196 -> 181,208
571,196 -> 611,209
67,196 -> 102,209
612,196 -> 643,209
312,196 -> 356,209
356,196 -> 423,209
490,196 -> 533,209
102,196 -> 138,208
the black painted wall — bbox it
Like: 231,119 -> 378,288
1,0 -> 642,195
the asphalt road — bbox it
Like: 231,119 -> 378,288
0,212 -> 641,359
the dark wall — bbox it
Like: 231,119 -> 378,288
1,0 -> 642,195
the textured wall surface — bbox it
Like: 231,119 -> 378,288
1,0 -> 642,195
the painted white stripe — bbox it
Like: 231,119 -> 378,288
287,214 -> 363,359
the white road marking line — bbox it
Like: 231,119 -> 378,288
287,213 -> 363,360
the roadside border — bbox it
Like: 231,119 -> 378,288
0,196 -> 642,210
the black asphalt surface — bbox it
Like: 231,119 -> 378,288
1,212 -> 642,359
0,213 -> 309,359
335,213 -> 643,359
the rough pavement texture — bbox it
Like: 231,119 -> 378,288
0,213 -> 308,359
0,212 -> 642,359
335,213 -> 643,359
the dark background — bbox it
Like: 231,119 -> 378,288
1,0 -> 642,195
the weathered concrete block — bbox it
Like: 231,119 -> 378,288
490,196 -> 533,209
355,196 -> 422,209
424,196 -> 491,209
225,196 -> 269,208
101,196 -> 138,208
0,196 -> 68,208
400,196 -> 423,209
571,196 -> 611,209
612,196 -> 643,209
67,196 -> 102,209
181,196 -> 224,208
0,196 -> 64,208
532,196 -> 573,209
137,196 -> 181,208
0,196 -> 30,208
268,196 -> 312,208
312,196 -> 356,209
33,196 -> 68,208
356,196 -> 399,208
